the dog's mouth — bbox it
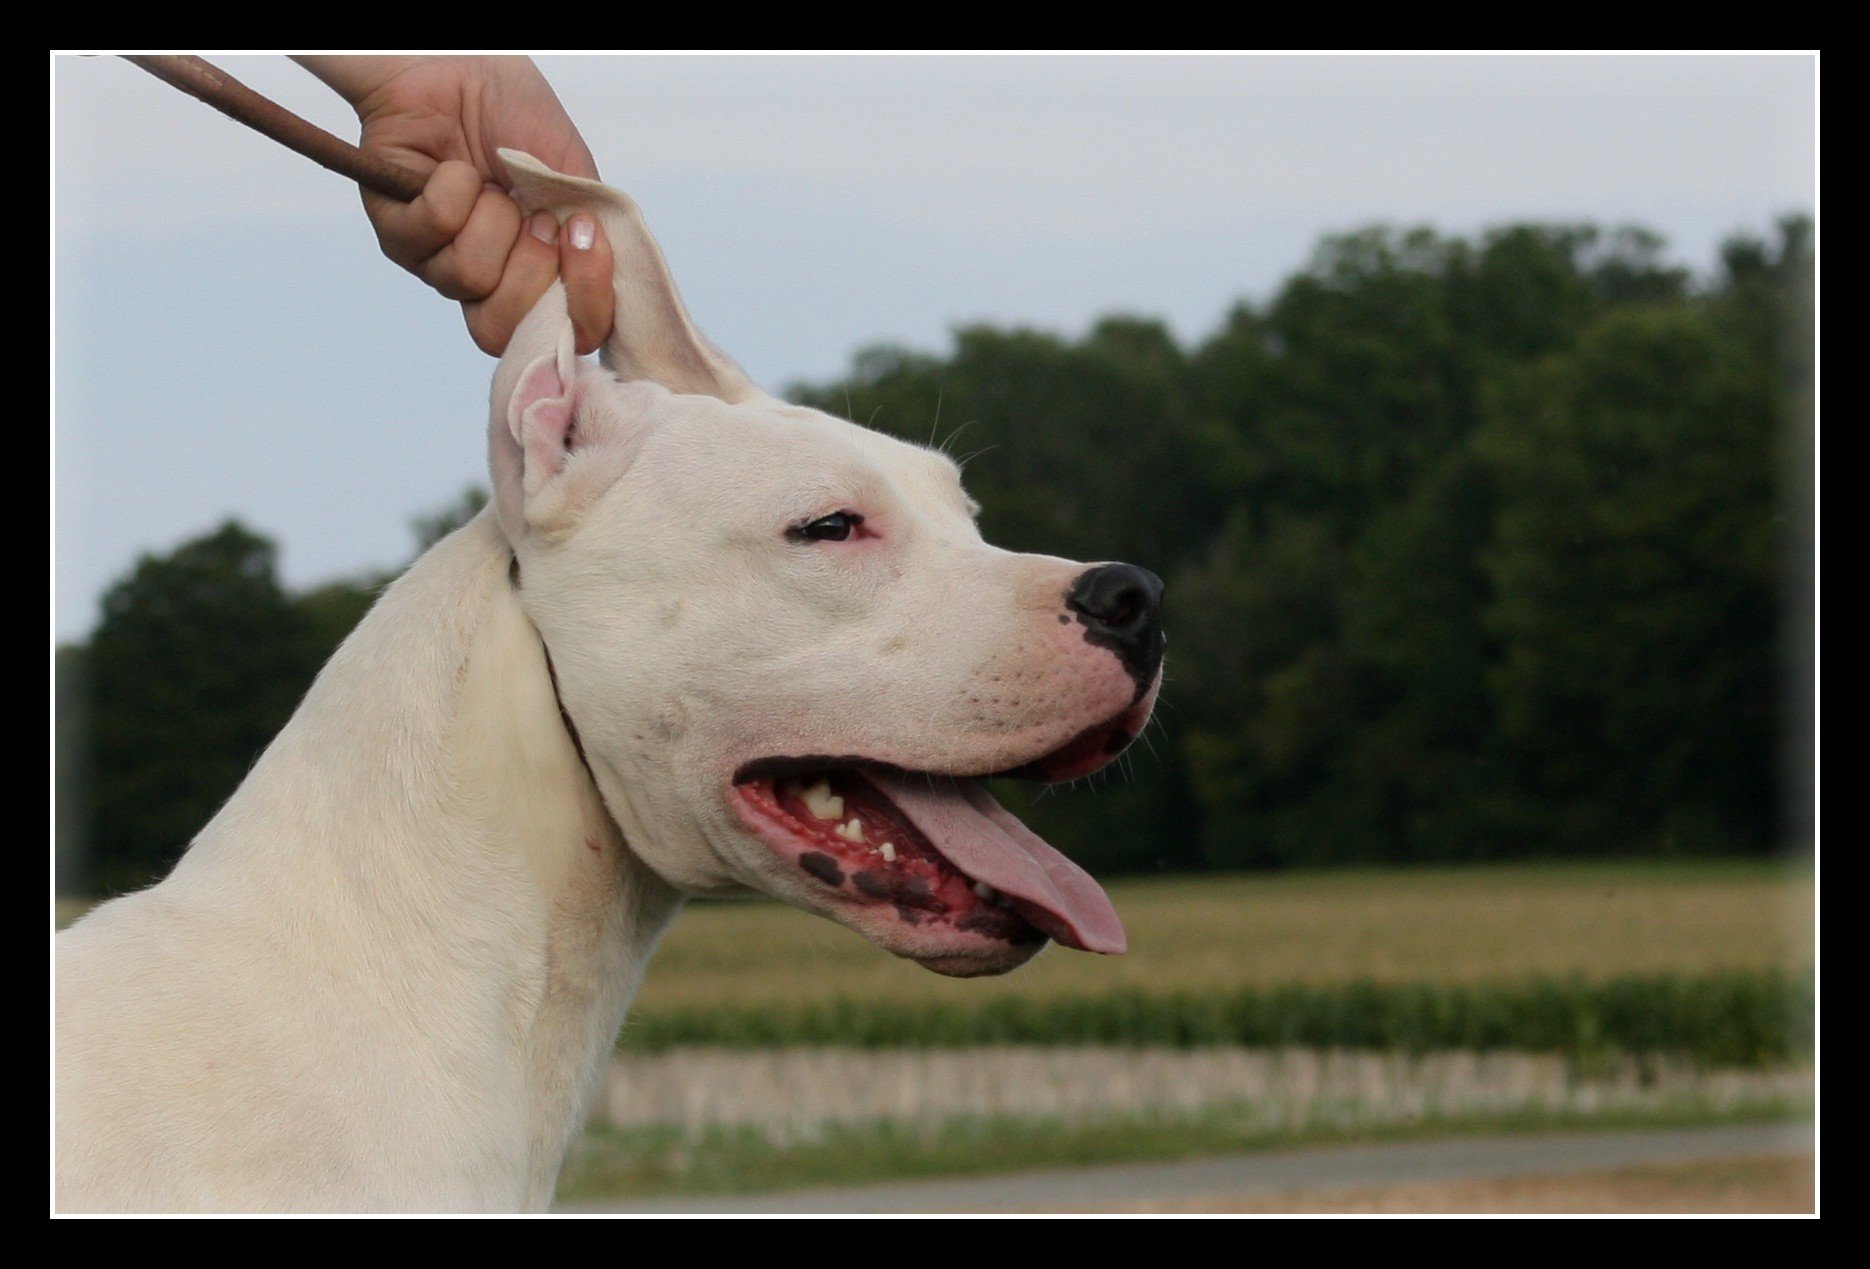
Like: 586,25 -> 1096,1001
730,767 -> 1124,970
727,697 -> 1153,972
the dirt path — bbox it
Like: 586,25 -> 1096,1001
1110,1153 -> 1813,1213
559,1122 -> 1814,1213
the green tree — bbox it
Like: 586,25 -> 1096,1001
71,486 -> 497,893
1474,223 -> 1806,855
55,644 -> 90,895
83,523 -> 325,892
62,218 -> 1808,887
1165,224 -> 1697,867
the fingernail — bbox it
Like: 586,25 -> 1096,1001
528,212 -> 559,245
568,215 -> 596,251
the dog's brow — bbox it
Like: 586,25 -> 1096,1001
924,454 -> 979,518
946,461 -> 981,517
925,453 -> 966,487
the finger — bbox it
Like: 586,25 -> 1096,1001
462,213 -> 564,356
364,160 -> 482,273
560,215 -> 615,356
418,187 -> 526,302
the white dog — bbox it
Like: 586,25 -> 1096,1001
55,152 -> 1165,1212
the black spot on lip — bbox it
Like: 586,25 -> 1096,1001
897,874 -> 939,910
957,905 -> 1046,945
849,870 -> 1042,943
849,868 -> 943,912
800,852 -> 845,887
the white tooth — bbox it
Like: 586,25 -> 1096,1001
879,842 -> 897,862
802,782 -> 844,821
836,818 -> 865,842
973,881 -> 997,901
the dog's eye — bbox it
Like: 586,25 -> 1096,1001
788,511 -> 862,543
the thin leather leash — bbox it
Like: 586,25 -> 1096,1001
124,56 -> 428,202
128,55 -> 604,786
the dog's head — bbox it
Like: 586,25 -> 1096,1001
489,152 -> 1163,977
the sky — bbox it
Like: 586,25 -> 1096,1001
53,54 -> 1815,641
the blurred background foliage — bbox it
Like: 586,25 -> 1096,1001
55,217 -> 1811,896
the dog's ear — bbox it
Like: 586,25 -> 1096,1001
489,285 -> 662,540
497,149 -> 761,404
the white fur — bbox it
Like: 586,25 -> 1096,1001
55,153 -> 1153,1211
58,513 -> 681,1210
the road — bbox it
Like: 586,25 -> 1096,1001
559,1122 -> 1814,1214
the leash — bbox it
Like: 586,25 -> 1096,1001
124,56 -> 427,203
128,56 -> 609,791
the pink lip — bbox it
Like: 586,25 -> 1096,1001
1006,675 -> 1161,782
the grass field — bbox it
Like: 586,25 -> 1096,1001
619,971 -> 1809,1061
631,860 -> 1813,1013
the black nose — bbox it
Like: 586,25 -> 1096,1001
1066,563 -> 1165,686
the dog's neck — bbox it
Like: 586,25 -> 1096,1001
172,510 -> 684,1208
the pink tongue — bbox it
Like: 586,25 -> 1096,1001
866,772 -> 1127,955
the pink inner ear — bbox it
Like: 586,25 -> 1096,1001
508,354 -> 580,478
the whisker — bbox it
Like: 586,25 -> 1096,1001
937,417 -> 981,458
927,386 -> 945,448
955,441 -> 999,470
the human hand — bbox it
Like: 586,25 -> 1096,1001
296,56 -> 615,356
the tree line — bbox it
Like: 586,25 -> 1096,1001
56,217 -> 1812,893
